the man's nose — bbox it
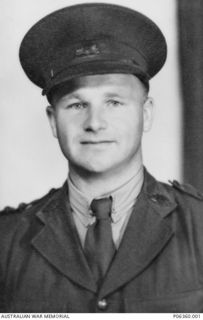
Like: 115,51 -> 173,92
83,106 -> 107,132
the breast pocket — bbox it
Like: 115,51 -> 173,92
125,288 -> 203,313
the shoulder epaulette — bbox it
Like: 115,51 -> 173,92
0,187 -> 58,216
169,180 -> 203,200
0,203 -> 29,215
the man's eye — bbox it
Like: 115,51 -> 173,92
67,102 -> 87,110
107,99 -> 123,107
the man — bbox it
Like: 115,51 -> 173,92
1,3 -> 203,313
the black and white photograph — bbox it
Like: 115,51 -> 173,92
0,0 -> 203,314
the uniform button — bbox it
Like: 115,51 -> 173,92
97,299 -> 108,310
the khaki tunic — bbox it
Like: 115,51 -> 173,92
1,170 -> 203,312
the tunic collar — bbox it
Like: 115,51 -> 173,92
67,166 -> 144,227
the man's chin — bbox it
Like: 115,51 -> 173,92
69,161 -> 115,176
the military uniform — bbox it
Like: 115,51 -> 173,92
2,2 -> 202,313
1,170 -> 203,312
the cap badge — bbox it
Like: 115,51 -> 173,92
75,44 -> 100,57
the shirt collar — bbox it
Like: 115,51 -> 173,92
67,166 -> 144,226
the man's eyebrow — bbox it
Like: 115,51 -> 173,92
60,92 -> 125,101
60,92 -> 82,101
104,92 -> 125,98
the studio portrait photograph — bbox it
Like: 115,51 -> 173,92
0,0 -> 203,314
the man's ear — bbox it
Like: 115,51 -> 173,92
46,105 -> 58,138
143,97 -> 154,132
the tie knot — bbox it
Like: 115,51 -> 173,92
90,197 -> 112,220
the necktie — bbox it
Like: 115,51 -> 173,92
84,197 -> 116,287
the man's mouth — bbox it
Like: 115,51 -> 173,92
81,140 -> 115,144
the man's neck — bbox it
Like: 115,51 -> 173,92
68,161 -> 144,199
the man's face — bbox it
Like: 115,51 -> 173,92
47,74 -> 153,176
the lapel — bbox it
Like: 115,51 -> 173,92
31,184 -> 97,293
30,170 -> 177,297
99,169 -> 177,298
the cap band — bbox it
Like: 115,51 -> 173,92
42,38 -> 149,95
